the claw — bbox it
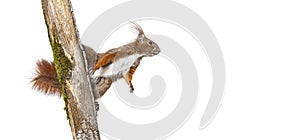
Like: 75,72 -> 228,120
94,101 -> 99,111
93,76 -> 102,84
89,67 -> 96,75
129,84 -> 134,93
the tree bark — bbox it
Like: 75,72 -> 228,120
41,0 -> 101,139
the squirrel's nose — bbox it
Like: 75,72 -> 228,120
153,47 -> 160,54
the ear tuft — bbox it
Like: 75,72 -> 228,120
130,21 -> 144,35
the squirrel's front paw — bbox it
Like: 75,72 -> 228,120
129,85 -> 134,93
93,76 -> 103,84
88,67 -> 96,75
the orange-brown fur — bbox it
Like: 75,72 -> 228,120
31,59 -> 61,96
94,52 -> 117,69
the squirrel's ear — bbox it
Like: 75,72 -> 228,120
137,34 -> 145,44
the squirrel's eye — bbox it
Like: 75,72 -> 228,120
149,41 -> 153,45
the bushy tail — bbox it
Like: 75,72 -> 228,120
31,59 -> 62,96
31,44 -> 110,99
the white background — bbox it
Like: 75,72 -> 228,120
0,0 -> 299,140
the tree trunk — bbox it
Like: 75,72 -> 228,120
41,0 -> 101,139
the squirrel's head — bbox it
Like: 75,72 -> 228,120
131,22 -> 161,57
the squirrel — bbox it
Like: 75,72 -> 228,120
31,22 -> 161,99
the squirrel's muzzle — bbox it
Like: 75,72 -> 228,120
152,47 -> 161,56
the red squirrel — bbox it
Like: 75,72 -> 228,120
31,22 -> 161,99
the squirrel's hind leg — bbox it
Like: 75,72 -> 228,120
92,77 -> 112,99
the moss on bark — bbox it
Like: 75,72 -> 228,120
50,32 -> 73,119
42,0 -> 72,119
